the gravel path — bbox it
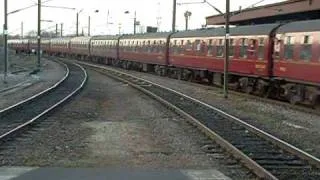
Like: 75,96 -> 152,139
0,69 -> 253,180
87,65 -> 320,159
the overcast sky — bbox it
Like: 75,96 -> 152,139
1,0 -> 285,36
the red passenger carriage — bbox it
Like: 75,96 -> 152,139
168,24 -> 279,93
90,35 -> 120,64
70,37 -> 92,59
49,38 -> 72,56
272,19 -> 320,105
119,32 -> 171,73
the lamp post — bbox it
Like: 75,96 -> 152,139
224,0 -> 230,99
3,0 -> 8,83
184,11 -> 192,30
76,9 -> 83,36
77,9 -> 99,36
134,11 -> 136,34
124,10 -> 138,34
60,23 -> 63,37
37,0 -> 41,69
88,16 -> 91,36
172,0 -> 176,32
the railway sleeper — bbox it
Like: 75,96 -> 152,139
229,140 -> 271,147
263,165 -> 313,170
250,155 -> 298,161
240,148 -> 285,155
276,174 -> 320,180
255,159 -> 306,166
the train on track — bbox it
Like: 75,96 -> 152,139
8,19 -> 320,107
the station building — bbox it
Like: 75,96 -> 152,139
206,0 -> 320,25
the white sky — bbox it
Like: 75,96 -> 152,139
1,0 -> 285,36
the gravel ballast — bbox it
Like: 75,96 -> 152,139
0,69 -> 253,180
83,64 -> 320,159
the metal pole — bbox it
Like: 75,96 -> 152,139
172,0 -> 176,32
37,0 -> 41,69
56,23 -> 58,37
60,23 -> 63,37
134,11 -> 136,34
88,16 -> 91,36
3,0 -> 8,83
184,11 -> 189,31
21,21 -> 24,39
224,0 -> 230,99
107,10 -> 110,34
76,12 -> 79,36
185,14 -> 188,30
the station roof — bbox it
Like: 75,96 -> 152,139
206,0 -> 320,25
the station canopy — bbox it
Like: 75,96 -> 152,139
206,0 -> 320,26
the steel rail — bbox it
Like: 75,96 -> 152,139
0,62 -> 87,140
79,61 -> 320,180
0,59 -> 69,114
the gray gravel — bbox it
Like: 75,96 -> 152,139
0,69 -> 254,180
90,65 -> 320,158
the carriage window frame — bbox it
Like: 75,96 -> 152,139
216,39 -> 224,58
229,38 -> 235,57
207,39 -> 214,56
299,35 -> 312,61
240,38 -> 248,59
284,36 -> 295,60
258,37 -> 265,60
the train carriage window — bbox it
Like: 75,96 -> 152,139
147,40 -> 151,53
207,39 -> 213,56
195,40 -> 201,51
216,39 -> 224,57
300,35 -> 312,61
248,39 -> 257,58
273,38 -> 281,59
179,40 -> 184,54
229,39 -> 234,57
284,36 -> 294,60
258,38 -> 265,60
172,40 -> 178,55
186,40 -> 193,51
240,38 -> 247,58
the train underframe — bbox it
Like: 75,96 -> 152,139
112,58 -> 320,108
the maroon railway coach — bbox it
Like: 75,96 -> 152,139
70,36 -> 92,59
90,35 -> 120,64
168,24 -> 280,94
118,32 -> 171,73
272,19 -> 320,105
49,37 -> 72,56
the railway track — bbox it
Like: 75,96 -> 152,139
80,61 -> 320,180
190,82 -> 320,117
73,59 -> 320,117
0,61 -> 87,145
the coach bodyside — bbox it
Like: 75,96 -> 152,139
119,32 -> 171,72
90,35 -> 120,63
70,36 -> 92,59
272,19 -> 320,105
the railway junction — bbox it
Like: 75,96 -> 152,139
1,0 -> 320,179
